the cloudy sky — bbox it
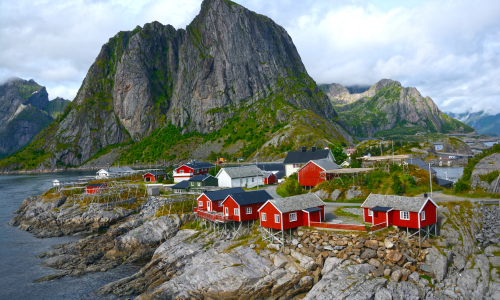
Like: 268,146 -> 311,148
1,0 -> 499,114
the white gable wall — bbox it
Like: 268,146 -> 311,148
217,170 -> 233,187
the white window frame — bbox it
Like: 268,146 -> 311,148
368,209 -> 373,217
199,201 -> 203,207
262,213 -> 267,221
289,212 -> 297,222
275,214 -> 280,223
421,211 -> 426,221
246,207 -> 252,214
234,208 -> 240,216
400,211 -> 410,220
225,207 -> 228,215
218,201 -> 223,207
180,170 -> 184,173
198,182 -> 201,186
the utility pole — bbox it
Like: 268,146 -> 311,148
429,163 -> 433,198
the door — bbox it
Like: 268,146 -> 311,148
225,207 -> 228,216
207,201 -> 211,211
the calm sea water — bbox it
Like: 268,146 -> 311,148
0,171 -> 138,300
433,166 -> 464,183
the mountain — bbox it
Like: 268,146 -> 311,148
0,78 -> 55,158
45,97 -> 71,118
446,111 -> 500,136
318,83 -> 370,105
0,0 -> 349,171
328,79 -> 475,137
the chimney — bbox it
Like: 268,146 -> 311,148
312,147 -> 316,152
301,147 -> 307,152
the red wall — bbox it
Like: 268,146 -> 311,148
393,211 -> 420,228
259,202 -> 282,230
86,184 -> 107,194
420,200 -> 437,228
282,210 -> 305,230
372,210 -> 388,226
223,196 -> 240,221
176,165 -> 193,174
264,174 -> 277,185
298,162 -> 325,187
308,211 -> 321,223
144,173 -> 156,182
363,208 -> 373,223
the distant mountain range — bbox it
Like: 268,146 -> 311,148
321,79 -> 475,137
0,78 -> 70,158
446,111 -> 500,136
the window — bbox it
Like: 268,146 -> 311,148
195,169 -> 198,174
180,170 -> 184,174
252,178 -> 254,182
262,213 -> 267,221
275,214 -> 280,223
246,207 -> 252,214
225,207 -> 228,215
289,212 -> 297,222
198,201 -> 203,207
219,201 -> 223,207
191,182 -> 194,186
293,164 -> 299,168
234,208 -> 240,216
368,210 -> 373,217
400,211 -> 410,220
198,182 -> 201,186
421,211 -> 426,221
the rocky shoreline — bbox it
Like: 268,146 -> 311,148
9,190 -> 500,299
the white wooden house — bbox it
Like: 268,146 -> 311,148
216,165 -> 264,188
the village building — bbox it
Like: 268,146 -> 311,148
173,161 -> 214,183
196,187 -> 245,213
143,170 -> 167,182
406,158 -> 437,176
436,177 -> 453,189
86,183 -> 108,194
262,171 -> 278,185
344,149 -> 357,156
361,194 -> 438,230
171,180 -> 190,193
258,194 -> 325,230
96,166 -> 135,179
297,159 -> 341,188
216,165 -> 264,188
221,190 -> 273,222
283,147 -> 334,177
340,158 -> 351,168
188,174 -> 218,191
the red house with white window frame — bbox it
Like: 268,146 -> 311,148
86,183 -> 108,194
174,161 -> 214,183
297,159 -> 341,188
221,190 -> 273,222
196,187 -> 245,213
361,194 -> 438,229
258,194 -> 325,230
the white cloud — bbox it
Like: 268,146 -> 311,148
0,0 -> 499,115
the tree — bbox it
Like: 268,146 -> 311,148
349,149 -> 362,168
391,174 -> 404,195
328,143 -> 348,164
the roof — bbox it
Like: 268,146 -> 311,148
370,206 -> 393,212
437,177 -> 453,187
264,194 -> 324,213
204,187 -> 245,201
361,193 -> 434,213
97,166 -> 135,174
178,161 -> 214,170
300,159 -> 340,172
172,181 -> 190,189
225,190 -> 273,206
217,165 -> 263,179
262,171 -> 276,178
303,207 -> 322,213
321,168 -> 372,174
87,183 -> 107,187
145,170 -> 166,176
406,159 -> 437,175
274,171 -> 285,179
189,174 -> 215,182
283,149 -> 332,164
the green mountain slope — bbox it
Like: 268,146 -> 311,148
447,111 -> 500,136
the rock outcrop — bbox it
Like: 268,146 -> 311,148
471,152 -> 500,193
330,79 -> 475,137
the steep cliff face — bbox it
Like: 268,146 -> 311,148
332,79 -> 475,137
0,0 -> 344,171
0,78 -> 54,158
45,97 -> 71,118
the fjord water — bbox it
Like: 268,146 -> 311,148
0,171 -> 138,300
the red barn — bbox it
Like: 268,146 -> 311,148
263,172 -> 277,185
361,194 -> 438,229
221,190 -> 273,222
86,183 -> 108,194
298,159 -> 341,188
174,161 -> 214,183
143,170 -> 167,182
196,187 -> 245,213
258,194 -> 325,230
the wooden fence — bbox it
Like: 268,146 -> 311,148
309,222 -> 387,232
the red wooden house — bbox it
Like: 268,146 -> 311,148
174,161 -> 214,183
361,194 -> 438,229
263,172 -> 277,185
258,194 -> 325,230
221,190 -> 273,222
86,183 -> 108,194
196,187 -> 245,213
143,170 -> 167,182
298,159 -> 340,188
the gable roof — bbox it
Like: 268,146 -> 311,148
283,149 -> 332,164
178,161 -> 214,170
274,171 -> 285,179
261,194 -> 324,213
172,181 -> 190,189
217,165 -> 263,179
189,174 -> 216,182
406,158 -> 436,175
299,159 -> 341,172
436,177 -> 453,187
262,171 -> 276,178
145,170 -> 166,176
224,190 -> 273,206
361,193 -> 436,213
97,166 -> 135,174
204,187 -> 245,201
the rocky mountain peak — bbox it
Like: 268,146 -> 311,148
371,79 -> 401,91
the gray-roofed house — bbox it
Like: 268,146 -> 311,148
257,194 -> 325,230
283,147 -> 334,177
360,193 -> 438,229
171,180 -> 190,194
96,166 -> 136,179
297,159 -> 341,188
188,174 -> 218,191
216,165 -> 264,188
